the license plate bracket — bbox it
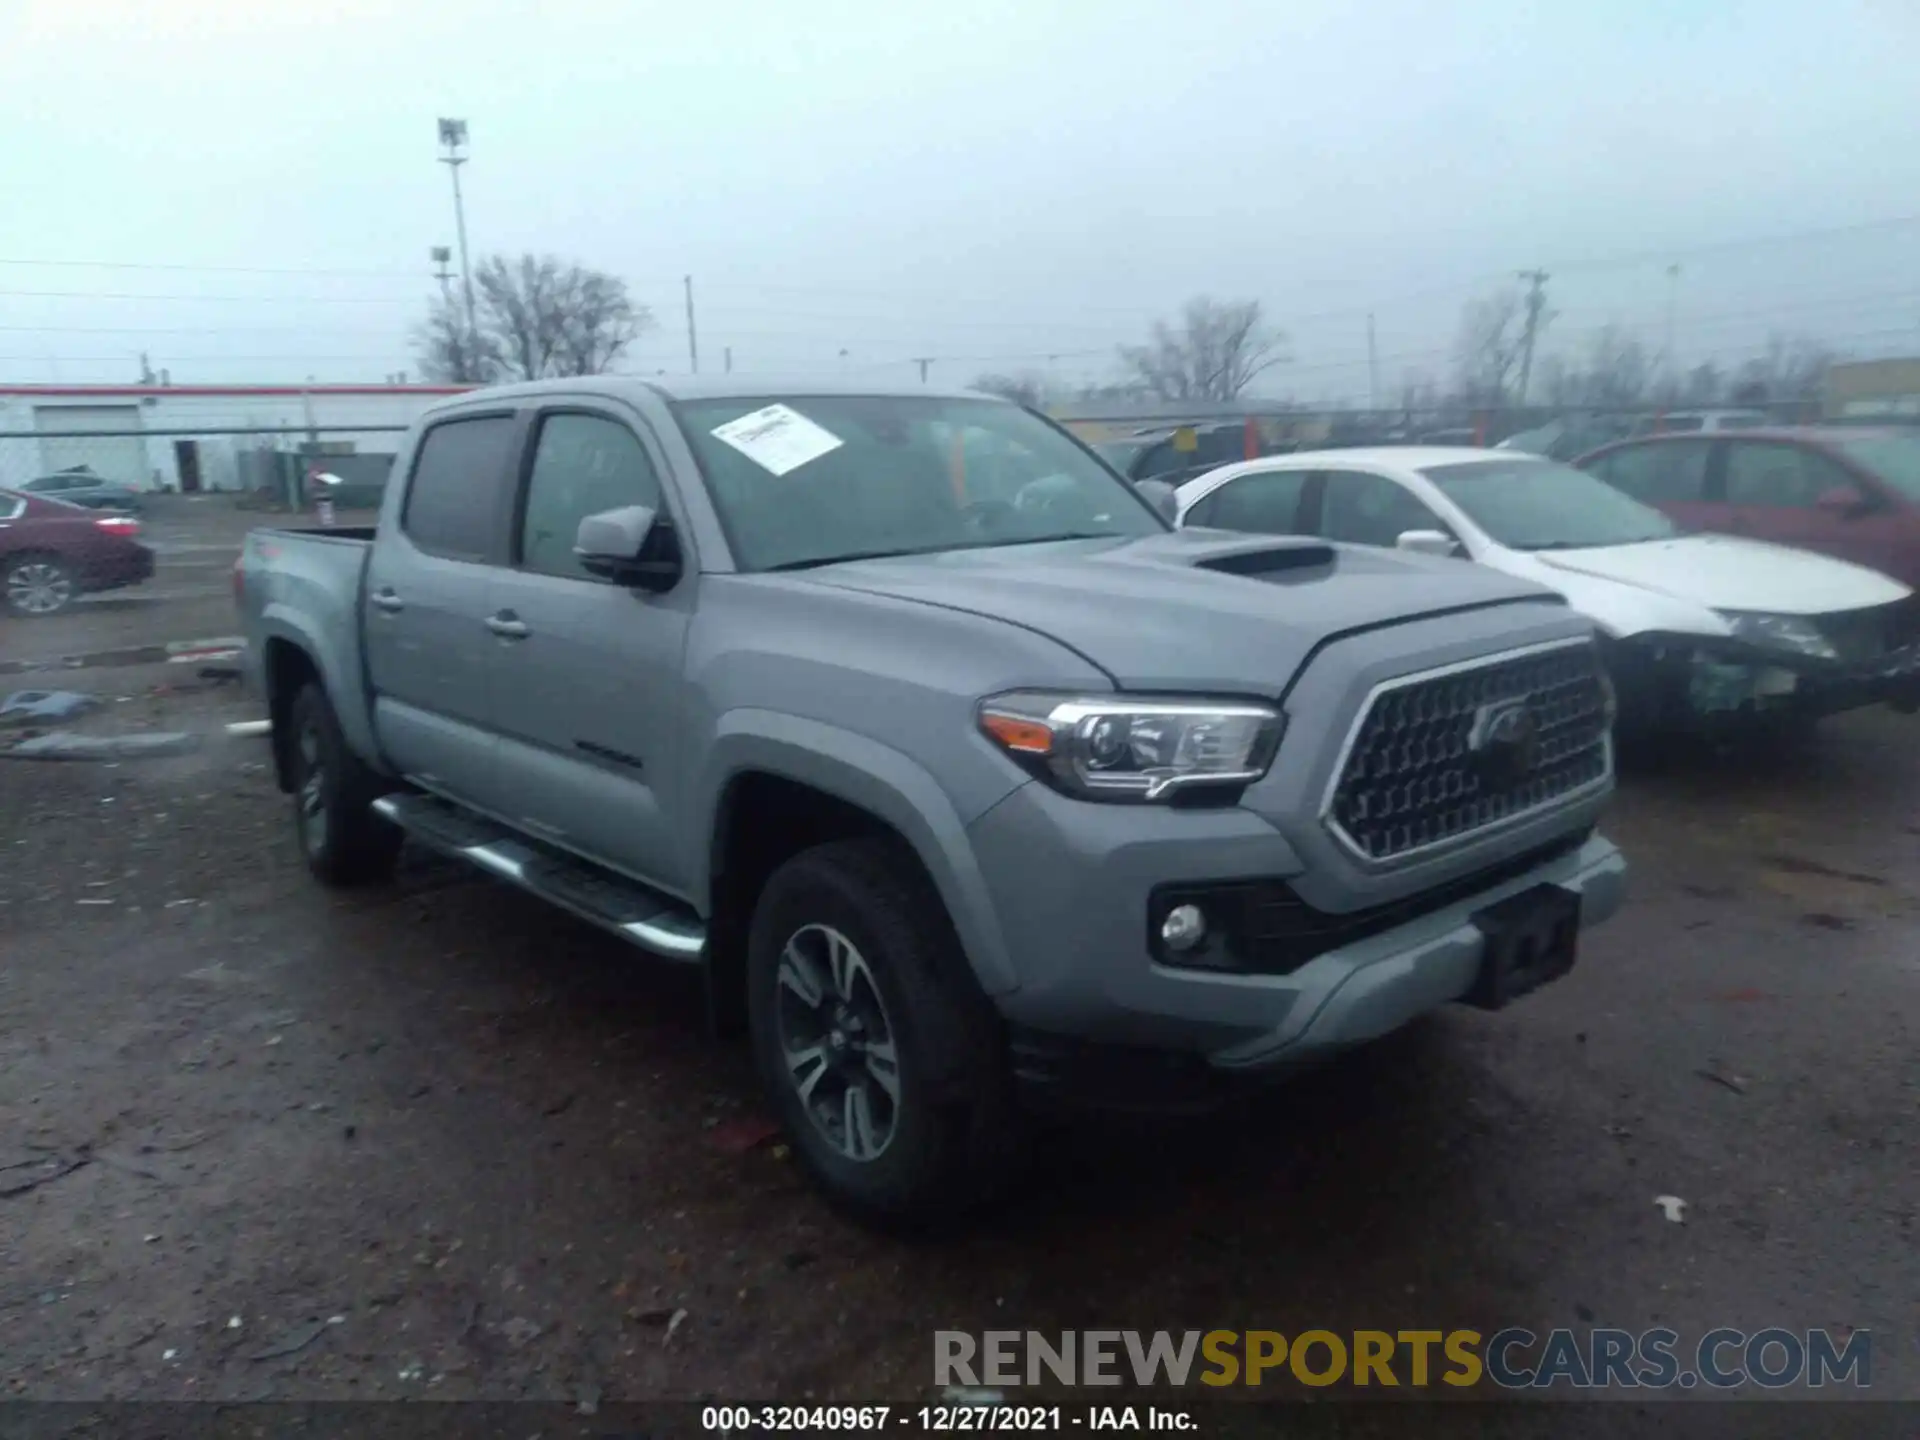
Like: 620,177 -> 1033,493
1465,884 -> 1581,1010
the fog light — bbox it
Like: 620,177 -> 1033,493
1160,904 -> 1207,952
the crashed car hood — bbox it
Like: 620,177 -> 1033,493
1534,534 -> 1910,615
796,531 -> 1562,692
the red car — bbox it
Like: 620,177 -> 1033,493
1,486 -> 155,617
1575,427 -> 1920,588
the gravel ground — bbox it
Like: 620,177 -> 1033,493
1,648 -> 1916,1409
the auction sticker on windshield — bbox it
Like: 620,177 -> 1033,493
710,403 -> 844,476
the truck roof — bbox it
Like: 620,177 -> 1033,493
429,375 -> 995,407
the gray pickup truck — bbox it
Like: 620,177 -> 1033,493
237,376 -> 1626,1224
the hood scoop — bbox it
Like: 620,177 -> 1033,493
1192,541 -> 1337,577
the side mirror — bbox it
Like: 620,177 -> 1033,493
1396,528 -> 1460,558
1134,479 -> 1180,524
1815,485 -> 1872,518
575,504 -> 682,592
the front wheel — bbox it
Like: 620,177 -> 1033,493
4,553 -> 76,617
286,682 -> 401,886
746,838 -> 1019,1228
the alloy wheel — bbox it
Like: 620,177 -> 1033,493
774,923 -> 901,1162
6,561 -> 72,615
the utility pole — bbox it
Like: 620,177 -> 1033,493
436,120 -> 477,343
1516,269 -> 1550,405
139,351 -> 156,385
724,346 -> 733,374
913,357 -> 934,384
683,275 -> 699,374
1366,313 -> 1379,411
1663,263 -> 1681,393
430,246 -> 455,302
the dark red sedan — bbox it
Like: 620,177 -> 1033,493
0,486 -> 155,617
1575,427 -> 1920,588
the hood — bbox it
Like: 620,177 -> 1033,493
1535,534 -> 1909,615
793,531 -> 1562,692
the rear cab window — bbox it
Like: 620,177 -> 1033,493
401,415 -> 519,561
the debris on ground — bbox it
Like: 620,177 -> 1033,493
496,1317 -> 543,1348
0,690 -> 99,728
1654,1195 -> 1688,1223
1800,912 -> 1855,931
1695,1065 -> 1749,1095
0,1151 -> 92,1199
248,1318 -> 331,1361
4,730 -> 201,761
707,1116 -> 779,1155
664,1308 -> 689,1346
224,719 -> 272,738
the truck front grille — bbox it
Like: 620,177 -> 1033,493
1327,641 -> 1612,863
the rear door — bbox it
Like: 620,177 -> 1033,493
482,403 -> 695,892
363,411 -> 521,808
1182,468 -> 1311,534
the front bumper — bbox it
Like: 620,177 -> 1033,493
967,781 -> 1625,1108
1613,635 -> 1920,728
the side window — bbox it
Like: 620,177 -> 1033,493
1593,443 -> 1709,503
402,415 -> 517,561
519,413 -> 665,579
1191,471 -> 1308,534
1724,443 -> 1843,509
1318,470 -> 1444,546
1134,441 -> 1187,481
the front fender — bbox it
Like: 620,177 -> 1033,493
693,709 -> 1021,995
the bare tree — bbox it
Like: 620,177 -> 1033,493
418,254 -> 651,383
1452,288 -> 1533,405
1734,332 -> 1835,405
1119,297 -> 1285,402
1679,360 -> 1726,406
971,371 -> 1052,407
413,295 -> 503,385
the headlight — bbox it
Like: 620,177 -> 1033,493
1718,611 -> 1838,661
977,692 -> 1284,802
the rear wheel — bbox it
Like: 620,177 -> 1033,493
746,838 -> 1020,1228
4,553 -> 76,617
286,682 -> 401,886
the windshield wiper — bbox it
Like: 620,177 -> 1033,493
764,546 -> 950,572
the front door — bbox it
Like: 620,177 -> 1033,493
362,412 -> 519,809
483,407 -> 694,895
1721,439 -> 1913,580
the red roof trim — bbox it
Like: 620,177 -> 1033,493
0,385 -> 472,398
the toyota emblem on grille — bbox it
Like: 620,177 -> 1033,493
1468,698 -> 1540,783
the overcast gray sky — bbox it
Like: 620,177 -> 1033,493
2,0 -> 1917,394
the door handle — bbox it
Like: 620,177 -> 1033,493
486,611 -> 531,640
369,587 -> 404,613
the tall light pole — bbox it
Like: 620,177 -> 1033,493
437,119 -> 477,342
429,246 -> 455,303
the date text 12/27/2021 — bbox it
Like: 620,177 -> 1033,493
700,1405 -> 1197,1432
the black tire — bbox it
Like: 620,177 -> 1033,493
286,682 -> 401,886
746,837 -> 1020,1229
3,552 -> 77,617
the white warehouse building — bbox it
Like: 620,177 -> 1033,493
0,384 -> 470,494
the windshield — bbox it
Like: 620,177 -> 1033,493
1420,457 -> 1679,549
1837,435 -> 1920,501
672,394 -> 1164,571
1093,439 -> 1147,472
